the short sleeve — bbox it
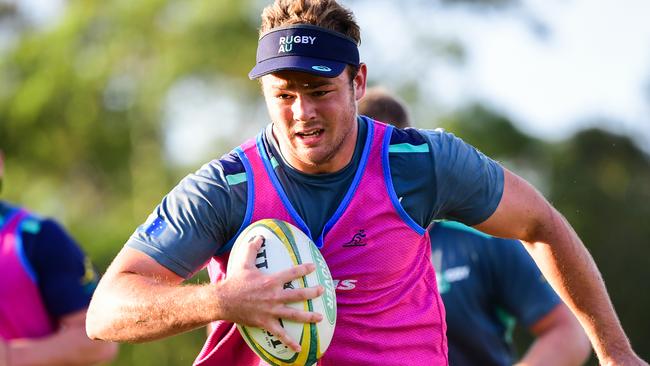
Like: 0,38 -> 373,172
126,153 -> 247,278
423,129 -> 504,225
27,219 -> 98,318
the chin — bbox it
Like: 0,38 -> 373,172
302,154 -> 326,166
298,151 -> 329,166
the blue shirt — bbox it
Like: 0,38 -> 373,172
430,221 -> 561,366
127,117 -> 504,278
0,201 -> 98,319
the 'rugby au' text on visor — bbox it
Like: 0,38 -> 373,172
278,35 -> 317,53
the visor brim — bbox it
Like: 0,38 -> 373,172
248,56 -> 347,79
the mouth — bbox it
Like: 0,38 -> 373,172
295,128 -> 324,138
294,128 -> 325,145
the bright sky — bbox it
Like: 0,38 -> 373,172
12,0 -> 64,26
351,0 -> 650,150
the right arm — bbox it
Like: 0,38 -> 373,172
86,237 -> 323,351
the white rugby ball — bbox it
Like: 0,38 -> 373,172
227,219 -> 337,366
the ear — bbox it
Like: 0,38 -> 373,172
353,63 -> 367,102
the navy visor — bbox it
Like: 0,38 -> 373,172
249,24 -> 360,79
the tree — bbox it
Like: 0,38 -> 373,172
549,128 -> 650,363
1,1 -> 259,364
438,107 -> 650,364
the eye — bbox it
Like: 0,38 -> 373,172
312,90 -> 330,97
277,93 -> 294,100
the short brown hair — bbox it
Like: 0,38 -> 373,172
260,0 -> 361,44
259,0 -> 361,82
358,87 -> 411,128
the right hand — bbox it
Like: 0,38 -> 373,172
217,235 -> 324,352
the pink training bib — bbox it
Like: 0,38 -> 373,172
195,121 -> 448,365
0,209 -> 54,340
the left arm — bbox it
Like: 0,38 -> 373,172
474,168 -> 645,366
3,309 -> 117,366
516,303 -> 591,366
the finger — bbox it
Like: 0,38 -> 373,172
266,321 -> 301,353
239,235 -> 265,270
276,305 -> 323,324
276,262 -> 315,283
281,285 -> 324,303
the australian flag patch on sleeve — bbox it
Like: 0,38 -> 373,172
143,216 -> 167,237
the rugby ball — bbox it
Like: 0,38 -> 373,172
227,219 -> 337,366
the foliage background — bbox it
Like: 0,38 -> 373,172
1,0 -> 648,365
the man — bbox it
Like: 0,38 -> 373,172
0,151 -> 117,366
359,86 -> 592,365
86,1 -> 646,365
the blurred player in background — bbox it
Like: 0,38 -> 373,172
360,86 -> 592,365
0,151 -> 117,366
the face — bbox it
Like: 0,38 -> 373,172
261,64 -> 367,174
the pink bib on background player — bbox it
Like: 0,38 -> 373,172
0,209 -> 55,340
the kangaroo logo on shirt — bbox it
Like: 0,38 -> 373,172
342,230 -> 367,247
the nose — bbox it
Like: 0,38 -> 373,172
291,95 -> 316,122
